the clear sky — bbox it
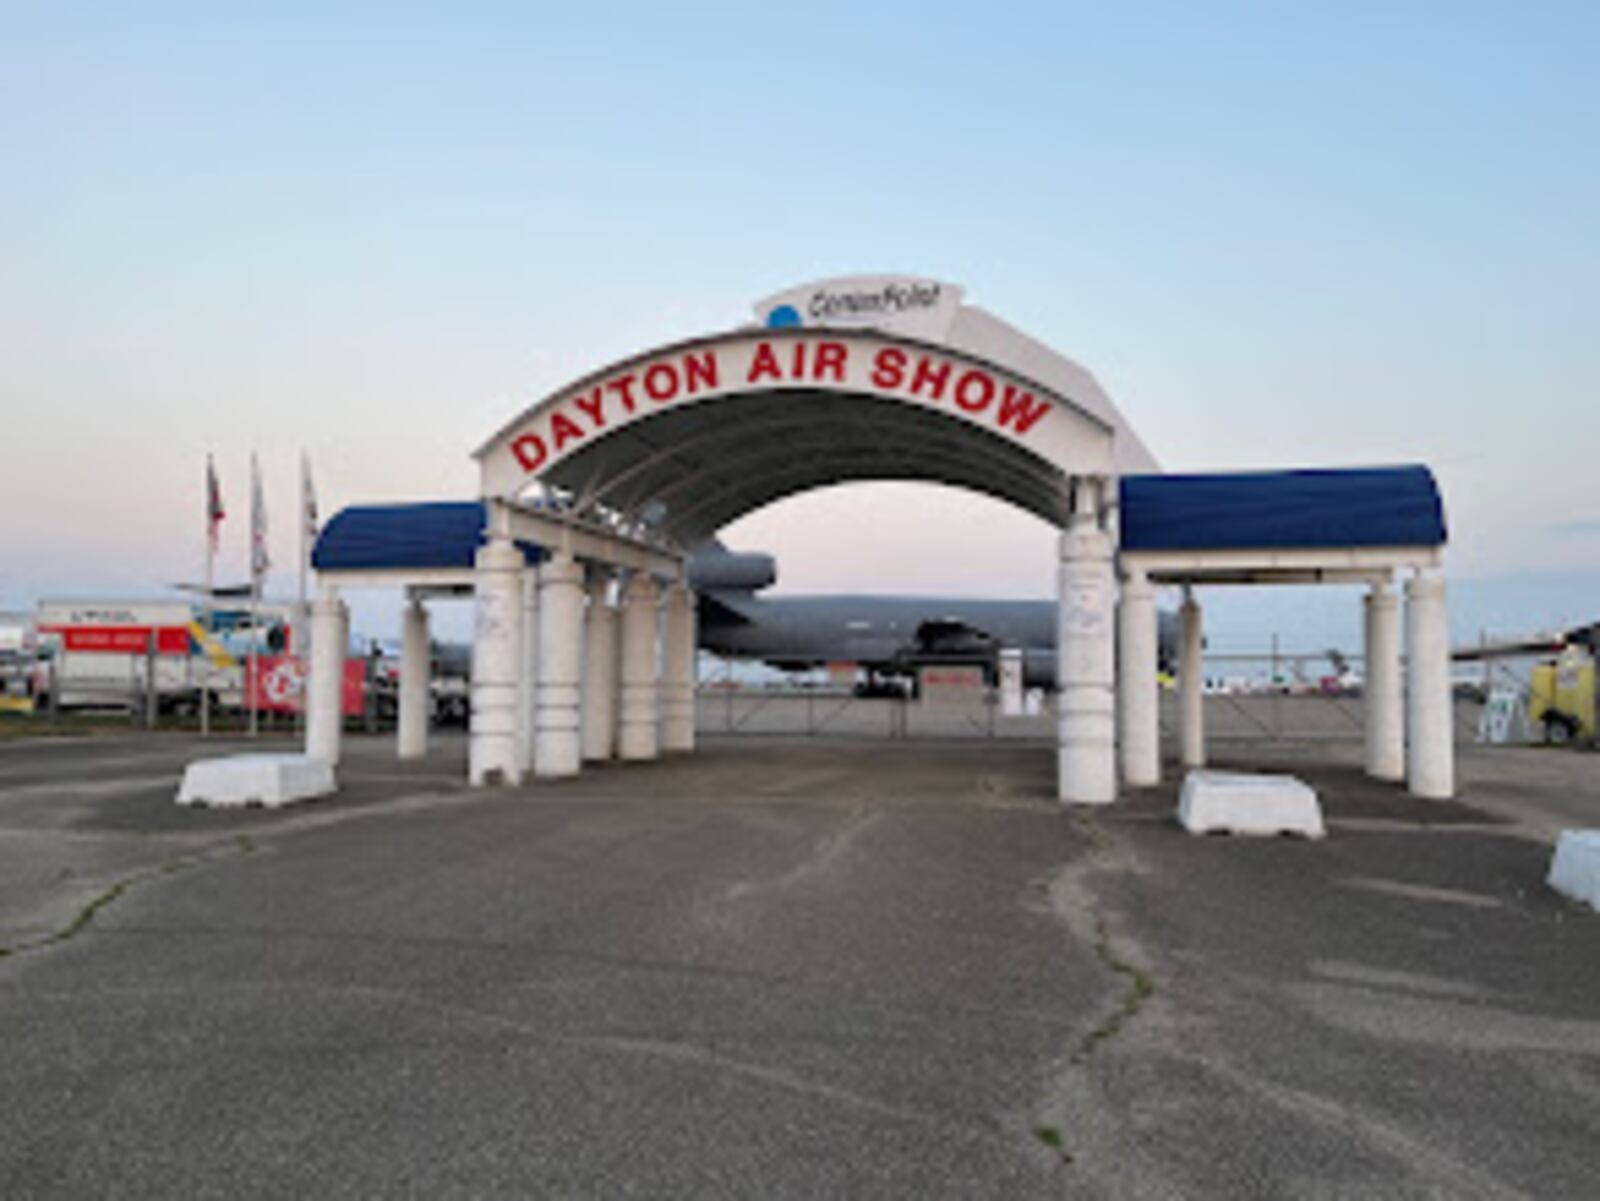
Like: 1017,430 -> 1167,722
2,2 -> 1596,647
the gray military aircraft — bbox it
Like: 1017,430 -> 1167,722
388,541 -> 1176,716
688,541 -> 1177,689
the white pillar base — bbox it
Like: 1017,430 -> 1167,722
1406,570 -> 1454,799
1057,485 -> 1117,805
397,598 -> 429,760
1179,596 -> 1205,770
1364,581 -> 1404,782
1118,569 -> 1160,788
519,568 -> 540,775
536,552 -> 584,778
660,583 -> 697,753
469,536 -> 525,787
305,586 -> 347,766
581,576 -> 619,762
619,573 -> 661,761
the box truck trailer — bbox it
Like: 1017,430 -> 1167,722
34,599 -> 296,714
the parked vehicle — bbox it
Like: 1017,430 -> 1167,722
33,598 -> 295,714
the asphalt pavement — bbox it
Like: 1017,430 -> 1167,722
0,731 -> 1595,1198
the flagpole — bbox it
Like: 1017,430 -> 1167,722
298,453 -> 308,619
248,453 -> 260,738
201,455 -> 213,737
296,452 -> 309,735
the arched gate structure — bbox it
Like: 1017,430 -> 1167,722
304,277 -> 1455,803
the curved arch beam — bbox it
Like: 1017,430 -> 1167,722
668,463 -> 1064,545
599,406 -> 1060,526
647,437 -> 1063,537
477,328 -> 1114,512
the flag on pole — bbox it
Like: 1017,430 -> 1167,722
250,453 -> 270,581
206,455 -> 226,552
300,451 -> 318,552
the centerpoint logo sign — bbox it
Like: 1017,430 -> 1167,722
754,275 -> 964,344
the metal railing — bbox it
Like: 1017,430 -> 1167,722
695,646 -> 1496,745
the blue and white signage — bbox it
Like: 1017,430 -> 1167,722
753,275 -> 965,345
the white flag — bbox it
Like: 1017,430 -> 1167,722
300,451 -> 318,549
250,453 -> 270,580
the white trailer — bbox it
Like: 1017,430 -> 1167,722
34,599 -> 296,713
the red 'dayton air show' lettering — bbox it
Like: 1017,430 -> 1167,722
508,336 -> 1050,474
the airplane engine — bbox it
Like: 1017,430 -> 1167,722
687,551 -> 777,593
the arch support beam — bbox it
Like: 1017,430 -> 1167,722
661,583 -> 697,753
1118,568 -> 1160,788
536,552 -> 584,777
470,535 -> 526,786
1406,569 -> 1454,798
619,573 -> 661,761
1058,479 -> 1117,805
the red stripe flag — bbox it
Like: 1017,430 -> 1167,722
206,455 -> 225,552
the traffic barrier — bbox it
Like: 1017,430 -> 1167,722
1547,831 -> 1600,911
1177,770 -> 1325,838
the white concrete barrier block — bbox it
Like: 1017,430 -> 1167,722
176,753 -> 336,808
1178,770 -> 1325,839
1547,831 -> 1600,911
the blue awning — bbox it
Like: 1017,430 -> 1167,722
1119,465 -> 1446,553
312,466 -> 1446,573
312,501 -> 543,571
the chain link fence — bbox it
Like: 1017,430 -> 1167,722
696,648 -> 1492,745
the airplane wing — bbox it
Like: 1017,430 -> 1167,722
1453,635 -> 1566,661
912,618 -> 998,654
698,591 -> 756,628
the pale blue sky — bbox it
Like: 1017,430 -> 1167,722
2,2 -> 1596,645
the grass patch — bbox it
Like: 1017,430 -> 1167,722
0,713 -> 142,740
0,841 -> 253,960
1033,1125 -> 1074,1162
1076,914 -> 1156,1061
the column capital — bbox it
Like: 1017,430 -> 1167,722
539,550 -> 583,586
1406,567 -> 1447,599
1120,565 -> 1153,593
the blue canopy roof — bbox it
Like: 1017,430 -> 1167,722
1119,465 -> 1446,553
312,501 -> 542,571
312,466 -> 1445,572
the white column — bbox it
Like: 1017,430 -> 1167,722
519,567 -> 540,774
581,574 -> 619,762
619,572 -> 661,761
536,551 -> 584,777
1117,567 -> 1161,787
1057,479 -> 1117,804
397,596 -> 430,760
660,582 -> 697,753
1179,592 -> 1205,769
1406,569 -> 1454,798
305,582 -> 347,765
1364,579 -> 1404,781
291,602 -> 311,656
469,534 -> 525,787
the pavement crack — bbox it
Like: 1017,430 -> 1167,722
1072,907 -> 1155,1064
1049,814 -> 1157,1066
0,834 -> 256,960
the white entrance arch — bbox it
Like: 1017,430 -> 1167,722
301,278 -> 1456,803
472,326 -> 1126,804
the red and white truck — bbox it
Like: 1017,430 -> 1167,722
34,599 -> 297,713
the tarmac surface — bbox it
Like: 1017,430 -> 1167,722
0,726 -> 1596,1198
